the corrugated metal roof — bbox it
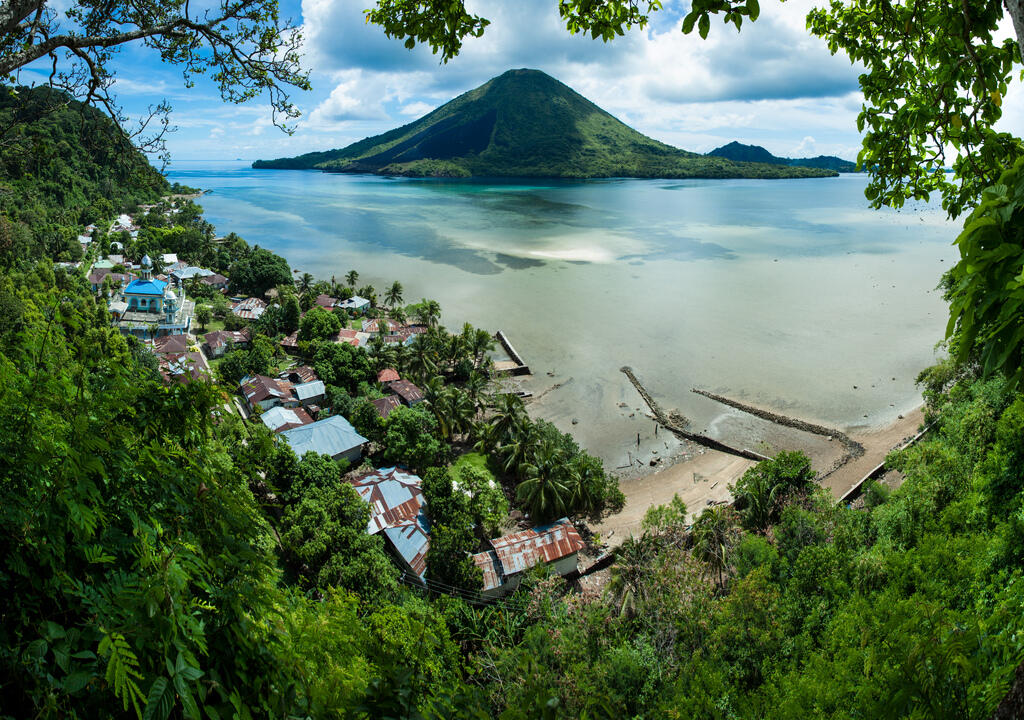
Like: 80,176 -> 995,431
489,518 -> 584,576
362,318 -> 400,334
153,334 -> 190,356
349,467 -> 425,534
232,297 -> 267,320
280,415 -> 367,458
383,518 -> 429,578
371,395 -> 403,419
388,379 -> 424,404
338,295 -> 369,310
240,375 -> 291,405
261,405 -> 312,432
349,467 -> 430,578
294,380 -> 325,401
473,550 -> 503,592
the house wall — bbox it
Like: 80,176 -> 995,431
333,445 -> 364,465
551,552 -> 580,578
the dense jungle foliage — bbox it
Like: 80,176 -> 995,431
0,86 -> 169,268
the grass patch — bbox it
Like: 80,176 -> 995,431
452,452 -> 500,483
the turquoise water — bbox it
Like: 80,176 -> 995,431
168,161 -> 957,464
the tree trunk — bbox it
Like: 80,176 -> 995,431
1006,0 -> 1024,58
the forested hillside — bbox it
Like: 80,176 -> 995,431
0,86 -> 170,267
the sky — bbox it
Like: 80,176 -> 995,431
16,0 -> 1024,164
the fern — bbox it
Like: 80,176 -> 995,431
98,629 -> 145,717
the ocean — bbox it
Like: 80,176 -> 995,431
167,161 -> 958,468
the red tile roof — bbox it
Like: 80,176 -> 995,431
377,368 -> 400,383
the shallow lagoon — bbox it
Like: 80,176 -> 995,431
168,161 -> 957,466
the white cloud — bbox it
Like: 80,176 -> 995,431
399,100 -> 435,116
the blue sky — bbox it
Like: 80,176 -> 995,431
17,0 -> 1024,164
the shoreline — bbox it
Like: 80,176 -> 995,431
592,404 -> 926,545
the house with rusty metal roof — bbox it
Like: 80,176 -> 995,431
231,296 -> 267,320
472,518 -> 585,598
152,333 -> 192,356
199,273 -> 228,290
361,318 -> 400,334
159,351 -> 210,384
240,374 -> 295,411
371,395 -> 403,420
349,467 -> 430,580
203,328 -> 250,358
280,365 -> 318,384
387,379 -> 425,406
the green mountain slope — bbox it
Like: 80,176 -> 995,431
708,140 -> 857,172
0,86 -> 168,231
253,70 -> 836,179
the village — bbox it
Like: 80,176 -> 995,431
64,197 -> 611,600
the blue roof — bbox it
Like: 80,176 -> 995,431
124,278 -> 167,296
280,414 -> 367,458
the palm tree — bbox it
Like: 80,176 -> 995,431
692,506 -> 739,591
384,281 -> 404,309
484,393 -> 528,449
469,328 -> 495,370
389,306 -> 407,327
517,434 -> 573,521
430,385 -> 475,442
731,470 -> 780,533
606,534 -> 657,619
346,269 -> 359,288
415,299 -> 441,328
464,371 -> 489,415
406,335 -> 438,383
297,272 -> 314,298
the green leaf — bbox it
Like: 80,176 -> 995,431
698,14 -> 710,39
747,0 -> 760,21
143,677 -> 174,720
63,671 -> 93,694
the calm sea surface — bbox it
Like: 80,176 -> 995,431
168,161 -> 958,465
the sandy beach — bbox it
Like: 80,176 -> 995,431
590,406 -> 926,545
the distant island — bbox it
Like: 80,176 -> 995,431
253,69 -> 837,180
707,140 -> 857,173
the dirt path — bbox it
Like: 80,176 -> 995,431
820,407 -> 925,498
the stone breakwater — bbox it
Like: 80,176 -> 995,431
690,388 -> 866,480
620,367 -> 767,463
